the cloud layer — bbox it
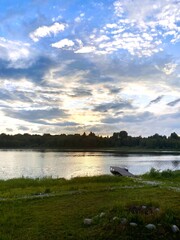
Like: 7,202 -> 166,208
0,0 -> 179,136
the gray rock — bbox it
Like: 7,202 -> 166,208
112,216 -> 119,221
84,218 -> 93,225
121,218 -> 127,224
130,222 -> 138,227
145,224 -> 156,230
99,212 -> 105,218
142,205 -> 147,209
171,225 -> 179,233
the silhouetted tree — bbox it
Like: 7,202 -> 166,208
0,131 -> 179,150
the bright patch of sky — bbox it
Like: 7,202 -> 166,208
0,0 -> 179,136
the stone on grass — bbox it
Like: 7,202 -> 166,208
99,212 -> 105,218
113,217 -> 119,221
171,225 -> 179,233
130,222 -> 138,227
120,218 -> 127,224
145,224 -> 156,230
84,218 -> 93,225
142,205 -> 147,209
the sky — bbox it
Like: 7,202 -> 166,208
0,0 -> 179,137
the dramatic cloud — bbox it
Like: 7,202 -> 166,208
3,107 -> 78,126
147,95 -> 164,107
69,88 -> 92,98
167,98 -> 180,107
103,85 -> 122,94
0,0 -> 179,136
0,56 -> 55,83
0,89 -> 34,103
102,111 -> 154,124
94,99 -> 133,112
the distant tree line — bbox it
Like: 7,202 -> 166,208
0,131 -> 179,150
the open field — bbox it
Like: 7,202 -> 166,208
0,170 -> 179,240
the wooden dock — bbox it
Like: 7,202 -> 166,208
110,166 -> 134,177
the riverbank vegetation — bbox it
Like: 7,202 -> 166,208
0,131 -> 180,150
0,170 -> 179,239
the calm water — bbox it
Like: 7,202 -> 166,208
0,150 -> 180,179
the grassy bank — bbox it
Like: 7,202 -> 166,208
0,171 -> 179,239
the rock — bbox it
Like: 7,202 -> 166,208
130,222 -> 138,227
171,225 -> 179,233
113,216 -> 119,221
84,218 -> 93,225
120,218 -> 127,224
145,224 -> 156,230
142,205 -> 147,209
99,212 -> 105,218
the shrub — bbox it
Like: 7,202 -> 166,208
149,168 -> 160,178
161,169 -> 173,178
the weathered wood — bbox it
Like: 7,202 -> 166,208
110,166 -> 134,177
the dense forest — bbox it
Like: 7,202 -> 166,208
0,131 -> 179,150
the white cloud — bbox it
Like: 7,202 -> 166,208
77,0 -> 180,57
75,46 -> 96,54
95,35 -> 110,43
75,17 -> 81,23
114,0 -> 180,39
97,32 -> 161,57
75,13 -> 85,23
113,1 -> 124,17
29,22 -> 67,42
105,23 -> 118,29
162,63 -> 177,75
75,39 -> 83,47
52,15 -> 62,22
0,37 -> 31,65
51,39 -> 74,49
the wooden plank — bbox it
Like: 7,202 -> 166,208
110,166 -> 134,177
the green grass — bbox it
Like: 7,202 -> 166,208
0,173 -> 179,239
143,168 -> 180,179
142,168 -> 180,188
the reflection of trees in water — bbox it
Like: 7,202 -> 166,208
172,160 -> 180,168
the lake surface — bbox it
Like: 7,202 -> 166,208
0,150 -> 180,179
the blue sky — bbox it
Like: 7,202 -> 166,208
0,0 -> 179,136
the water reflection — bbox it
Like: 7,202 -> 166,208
0,150 -> 179,179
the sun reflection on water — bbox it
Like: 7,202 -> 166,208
0,150 -> 179,179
